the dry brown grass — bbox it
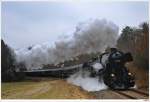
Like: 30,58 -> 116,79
1,79 -> 94,99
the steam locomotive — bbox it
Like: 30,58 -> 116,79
24,47 -> 135,90
82,48 -> 135,90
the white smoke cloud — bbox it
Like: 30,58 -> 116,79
67,68 -> 108,92
15,19 -> 119,69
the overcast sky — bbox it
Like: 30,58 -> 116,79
1,1 -> 149,49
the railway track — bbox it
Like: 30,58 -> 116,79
115,89 -> 149,99
92,88 -> 149,99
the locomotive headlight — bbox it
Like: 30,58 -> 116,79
111,73 -> 115,77
128,72 -> 132,75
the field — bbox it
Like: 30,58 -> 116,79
1,78 -> 94,99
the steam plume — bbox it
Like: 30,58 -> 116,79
15,19 -> 119,69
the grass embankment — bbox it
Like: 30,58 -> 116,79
1,78 -> 94,99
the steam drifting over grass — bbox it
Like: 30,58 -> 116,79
67,69 -> 108,92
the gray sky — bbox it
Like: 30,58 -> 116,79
1,1 -> 149,49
